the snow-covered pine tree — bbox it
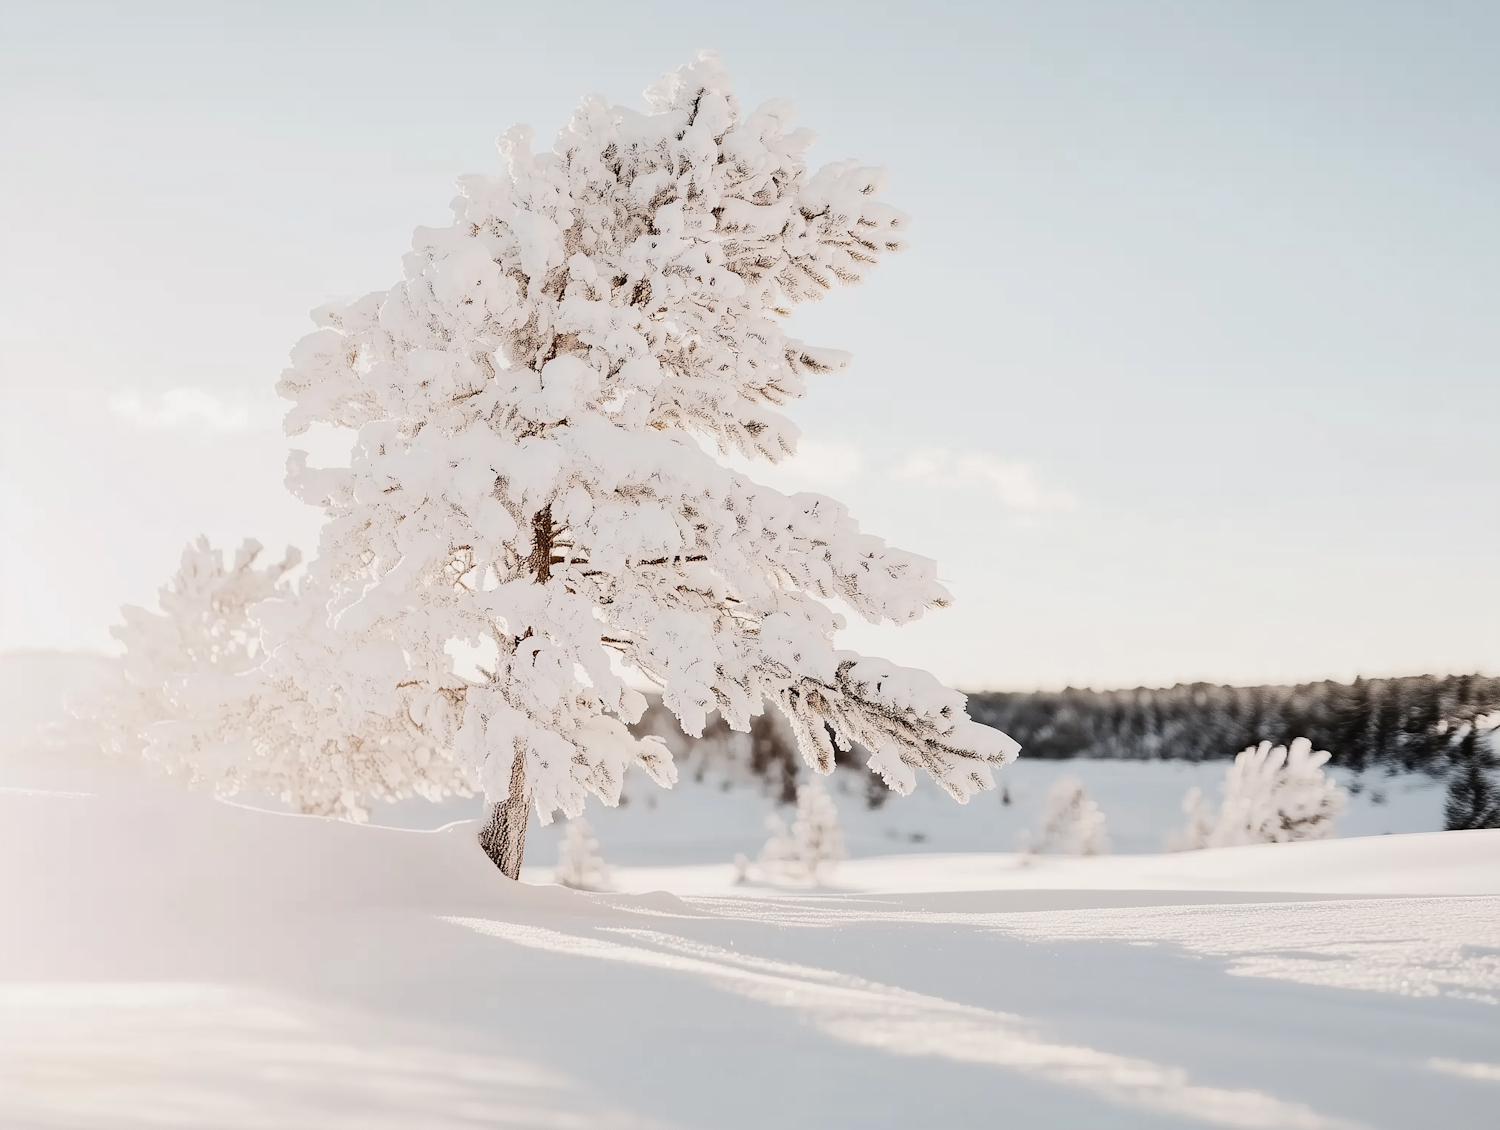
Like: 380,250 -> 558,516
1444,727 -> 1500,830
759,811 -> 799,878
790,776 -> 846,881
270,52 -> 1018,877
1172,737 -> 1347,849
759,776 -> 845,884
1031,775 -> 1109,855
554,817 -> 609,890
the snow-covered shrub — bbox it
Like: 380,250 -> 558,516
759,812 -> 798,877
760,777 -> 845,883
792,778 -> 847,880
251,52 -> 1016,873
554,818 -> 609,890
1029,775 -> 1109,855
1172,738 -> 1347,850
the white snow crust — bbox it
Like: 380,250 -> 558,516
3,770 -> 1497,1129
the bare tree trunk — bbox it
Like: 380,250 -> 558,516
478,747 -> 530,879
528,504 -> 557,583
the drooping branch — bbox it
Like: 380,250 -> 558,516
774,658 -> 1017,801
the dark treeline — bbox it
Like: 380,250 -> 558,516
634,673 -> 1500,829
966,674 -> 1500,775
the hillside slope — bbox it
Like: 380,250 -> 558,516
3,779 -> 1497,1129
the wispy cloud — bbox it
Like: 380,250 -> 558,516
893,448 -> 1077,512
720,438 -> 864,496
778,439 -> 862,487
108,388 -> 250,432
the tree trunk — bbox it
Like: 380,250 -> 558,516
528,504 -> 557,583
478,747 -> 530,879
478,504 -> 559,879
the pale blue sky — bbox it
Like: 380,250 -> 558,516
2,1 -> 1496,689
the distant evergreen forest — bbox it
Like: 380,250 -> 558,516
965,674 -> 1500,774
635,673 -> 1500,829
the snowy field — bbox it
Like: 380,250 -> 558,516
371,755 -> 1448,865
3,657 -> 1495,1128
3,762 -> 1498,1130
